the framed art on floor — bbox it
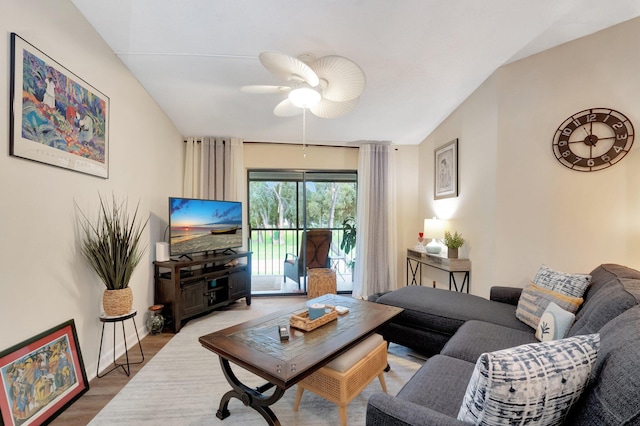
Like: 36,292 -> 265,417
434,138 -> 458,200
0,319 -> 89,426
9,32 -> 109,178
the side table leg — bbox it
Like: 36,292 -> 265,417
216,357 -> 285,425
462,272 -> 470,293
120,319 -> 130,376
96,323 -> 106,378
132,317 -> 145,363
116,317 -> 145,376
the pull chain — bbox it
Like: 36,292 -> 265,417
302,108 -> 307,158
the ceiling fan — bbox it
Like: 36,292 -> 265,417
241,51 -> 366,119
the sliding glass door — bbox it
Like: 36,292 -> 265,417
248,169 -> 357,295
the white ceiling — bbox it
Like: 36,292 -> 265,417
71,0 -> 640,146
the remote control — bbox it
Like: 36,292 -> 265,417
279,325 -> 289,341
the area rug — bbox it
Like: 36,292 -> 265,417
88,297 -> 423,425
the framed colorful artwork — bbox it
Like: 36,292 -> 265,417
0,319 -> 89,426
9,33 -> 109,178
434,138 -> 458,200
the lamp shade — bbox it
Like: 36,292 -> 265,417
424,217 -> 444,254
288,86 -> 321,108
424,217 -> 444,239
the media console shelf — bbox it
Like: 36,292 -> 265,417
153,250 -> 251,333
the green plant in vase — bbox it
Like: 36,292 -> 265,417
76,194 -> 149,315
444,231 -> 464,259
340,216 -> 356,270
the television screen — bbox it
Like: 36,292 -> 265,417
169,197 -> 243,257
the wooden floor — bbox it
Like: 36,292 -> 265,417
50,331 -> 173,426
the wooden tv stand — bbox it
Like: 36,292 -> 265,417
153,250 -> 251,333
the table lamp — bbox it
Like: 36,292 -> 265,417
424,217 -> 444,254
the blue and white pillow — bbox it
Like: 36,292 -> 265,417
533,264 -> 591,298
535,301 -> 575,341
457,334 -> 600,425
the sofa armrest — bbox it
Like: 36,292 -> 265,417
366,393 -> 470,426
489,286 -> 523,306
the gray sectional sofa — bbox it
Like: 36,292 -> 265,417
367,264 -> 640,425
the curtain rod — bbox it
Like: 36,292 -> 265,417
183,140 -> 398,150
244,141 -> 399,150
243,141 -> 359,149
183,139 -> 227,143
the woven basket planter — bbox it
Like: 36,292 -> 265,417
103,287 -> 133,316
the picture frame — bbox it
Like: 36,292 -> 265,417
434,138 -> 458,200
0,319 -> 89,426
10,33 -> 109,178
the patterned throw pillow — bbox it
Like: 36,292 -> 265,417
457,334 -> 600,426
533,264 -> 591,298
535,301 -> 575,341
516,283 -> 583,329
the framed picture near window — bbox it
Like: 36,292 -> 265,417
0,319 -> 89,426
9,33 -> 109,178
434,138 -> 458,200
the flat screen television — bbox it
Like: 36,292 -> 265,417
169,197 -> 243,257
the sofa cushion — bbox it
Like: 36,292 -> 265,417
367,393 -> 471,426
441,320 -> 538,363
396,354 -> 476,418
565,305 -> 640,425
581,263 -> 640,304
457,334 -> 600,425
567,264 -> 640,337
533,264 -> 591,298
535,301 -> 575,341
377,286 -> 531,336
515,283 -> 583,329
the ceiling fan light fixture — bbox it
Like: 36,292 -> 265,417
288,86 -> 321,108
248,51 -> 365,118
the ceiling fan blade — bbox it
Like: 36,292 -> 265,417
311,55 -> 366,102
273,99 -> 303,117
241,85 -> 291,94
310,98 -> 359,119
259,51 -> 319,87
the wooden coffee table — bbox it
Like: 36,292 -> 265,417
199,294 -> 403,425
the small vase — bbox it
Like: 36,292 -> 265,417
447,248 -> 459,259
103,287 -> 133,316
146,305 -> 165,334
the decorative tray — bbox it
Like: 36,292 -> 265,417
290,306 -> 338,331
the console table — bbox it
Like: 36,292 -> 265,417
406,248 -> 471,293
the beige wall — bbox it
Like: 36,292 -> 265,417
243,142 -> 359,170
418,75 -> 500,293
419,17 -> 640,297
394,146 -> 421,288
0,0 -> 183,378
